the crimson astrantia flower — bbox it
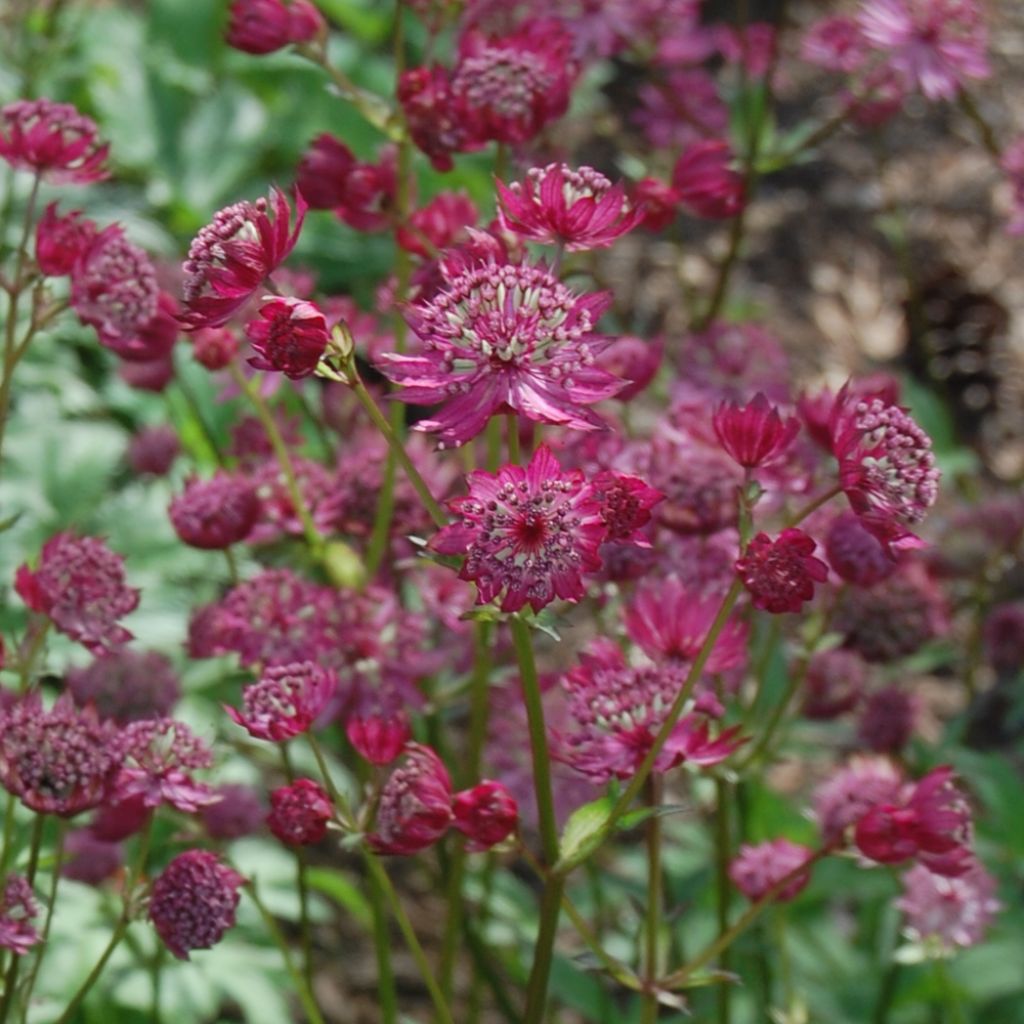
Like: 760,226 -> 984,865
200,784 -> 265,840
898,861 -> 1001,951
813,755 -> 904,844
296,135 -> 396,230
70,225 -> 160,347
66,648 -> 181,724
0,694 -> 123,817
62,830 -> 123,886
712,392 -> 800,469
828,384 -> 939,551
736,529 -> 829,614
398,66 -> 483,173
452,781 -> 518,852
246,296 -> 329,379
597,335 -> 663,402
0,98 -> 109,183
672,141 -> 744,220
115,718 -> 217,813
381,259 -> 620,448
346,715 -> 411,766
430,444 -> 605,613
801,15 -> 868,73
149,850 -> 244,960
625,576 -> 748,671
858,0 -> 989,102
119,353 -> 175,392
267,779 -> 332,846
190,326 -> 240,370
181,186 -> 306,330
368,743 -> 454,856
451,19 -> 576,145
854,766 -> 974,877
632,177 -> 679,231
226,0 -> 324,55
0,875 -> 40,956
89,793 -> 151,842
226,661 -> 336,742
35,202 -> 97,277
397,191 -> 478,258
558,639 -> 744,783
15,532 -> 140,654
127,424 -> 180,477
496,163 -> 642,252
984,602 -> 1024,675
169,472 -> 261,550
591,471 -> 663,547
824,510 -> 896,587
100,290 -> 180,363
729,839 -> 815,902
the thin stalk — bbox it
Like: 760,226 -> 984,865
784,485 -> 841,529
714,778 -> 733,1024
280,746 -> 313,989
957,90 -> 1001,158
640,776 -> 664,1024
19,820 -> 67,1020
228,363 -> 324,557
362,852 -> 456,1024
507,413 -> 521,465
223,546 -> 240,585
524,875 -> 565,1024
304,733 -> 355,828
439,840 -> 466,1003
17,618 -> 50,691
170,373 -> 226,467
365,864 -> 398,1024
871,960 -> 901,1024
245,883 -> 327,1024
149,945 -> 165,1024
0,796 -> 15,874
0,817 -> 42,1022
486,415 -> 503,472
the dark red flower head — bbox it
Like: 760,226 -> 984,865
729,839 -> 815,902
66,648 -> 181,724
191,326 -> 241,370
0,98 -> 109,183
246,296 -> 329,379
297,135 -> 396,231
346,715 -> 411,766
267,778 -> 332,846
712,392 -> 800,468
591,471 -> 664,547
397,191 -> 477,258
100,291 -> 180,363
369,744 -> 454,855
825,510 -> 896,587
226,0 -> 324,55
126,424 -> 180,477
672,140 -> 744,219
398,66 -> 483,173
856,685 -> 918,754
452,781 -> 518,851
35,202 -> 97,277
169,472 -> 261,550
736,529 -> 829,614
149,850 -> 244,959
632,176 -> 679,231
0,875 -> 40,956
802,648 -> 866,720
226,661 -> 336,742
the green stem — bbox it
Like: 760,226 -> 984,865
0,795 -> 17,875
507,413 -> 521,465
281,747 -> 313,989
170,372 -> 226,467
524,875 -> 565,1024
871,960 -> 901,1024
149,945 -> 165,1024
223,546 -> 240,585
0,818 -> 41,1022
228,363 -> 325,558
246,883 -> 327,1024
957,90 -> 1001,158
439,842 -> 466,1004
305,733 -> 355,828
17,618 -> 50,691
640,776 -> 664,1024
785,484 -> 842,529
362,852 -> 456,1024
714,778 -> 733,1024
365,864 -> 398,1024
19,820 -> 66,1020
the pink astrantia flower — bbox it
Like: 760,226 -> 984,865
169,472 -> 261,550
99,290 -> 180,364
591,471 -> 663,547
369,743 -> 454,856
15,533 -> 140,654
0,98 -> 109,183
730,839 -> 815,902
735,529 -> 829,614
246,296 -> 330,379
127,424 -> 180,477
0,875 -> 40,956
67,648 -> 181,724
0,694 -> 123,817
496,164 -> 643,252
828,383 -> 940,551
452,781 -> 518,851
35,202 -> 97,277
858,0 -> 989,102
802,648 -> 866,720
813,755 -> 904,845
226,661 -> 336,742
558,639 -> 744,783
397,191 -> 478,258
346,715 -> 411,766
801,16 -> 868,73
380,260 -> 620,448
856,685 -> 918,754
296,135 -> 396,230
115,718 -> 218,813
898,861 -> 1001,951
181,187 -> 306,330
430,444 -> 606,613
1001,138 -> 1024,236
267,778 -> 333,846
854,766 -> 974,877
226,0 -> 324,55
672,140 -> 744,220
713,392 -> 800,469
149,851 -> 244,960
71,225 -> 160,348
398,66 -> 483,173
825,510 -> 896,587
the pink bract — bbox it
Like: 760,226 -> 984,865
369,743 -> 454,856
246,296 -> 330,378
0,98 -> 109,183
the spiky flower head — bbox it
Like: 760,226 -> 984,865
246,296 -> 330,379
897,861 -> 1001,951
452,781 -> 518,851
591,471 -> 664,547
181,187 -> 306,330
369,744 -> 454,855
729,839 -> 815,902
169,473 -> 261,550
66,648 -> 181,724
127,424 -> 180,477
824,510 -> 896,587
712,392 -> 800,469
812,755 -> 904,844
226,661 -> 336,742
0,694 -> 123,817
267,779 -> 333,846
381,259 -> 620,448
35,202 -> 97,277
0,875 -> 40,956
15,532 -> 140,654
200,784 -> 265,841
149,850 -> 244,959
346,715 -> 411,766
0,98 -> 109,183
430,444 -> 606,613
856,685 -> 918,753
226,0 -> 324,55
672,140 -> 744,220
735,529 -> 829,614
802,648 -> 866,720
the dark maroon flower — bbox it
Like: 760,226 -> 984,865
730,839 -> 814,902
35,202 -> 97,276
149,850 -> 244,959
100,291 -> 180,364
368,744 -> 454,855
0,875 -> 40,955
71,225 -> 160,348
15,533 -> 140,654
632,176 -> 679,231
297,135 -> 396,230
397,191 -> 477,257
226,661 -> 336,742
200,784 -> 266,840
126,425 -> 180,477
452,781 -> 518,851
226,0 -> 324,55
712,392 -> 800,469
824,510 -> 896,587
398,66 -> 482,173
182,186 -> 306,330
169,473 -> 261,550
672,140 -> 744,219
267,779 -> 332,846
346,715 -> 411,766
62,831 -> 123,886
191,326 -> 241,370
802,648 -> 866,720
119,353 -> 175,392
89,793 -> 152,842
246,296 -> 329,379
0,98 -> 108,183
66,648 -> 181,724
736,529 -> 829,614
0,694 -> 123,817
591,471 -> 664,547
856,686 -> 918,753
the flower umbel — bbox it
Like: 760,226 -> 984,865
368,743 -> 454,855
246,296 -> 330,379
0,98 -> 109,183
226,661 -> 336,742
0,875 -> 40,956
735,529 -> 829,614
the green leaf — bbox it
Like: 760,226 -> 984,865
305,866 -> 373,930
558,793 -> 615,864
